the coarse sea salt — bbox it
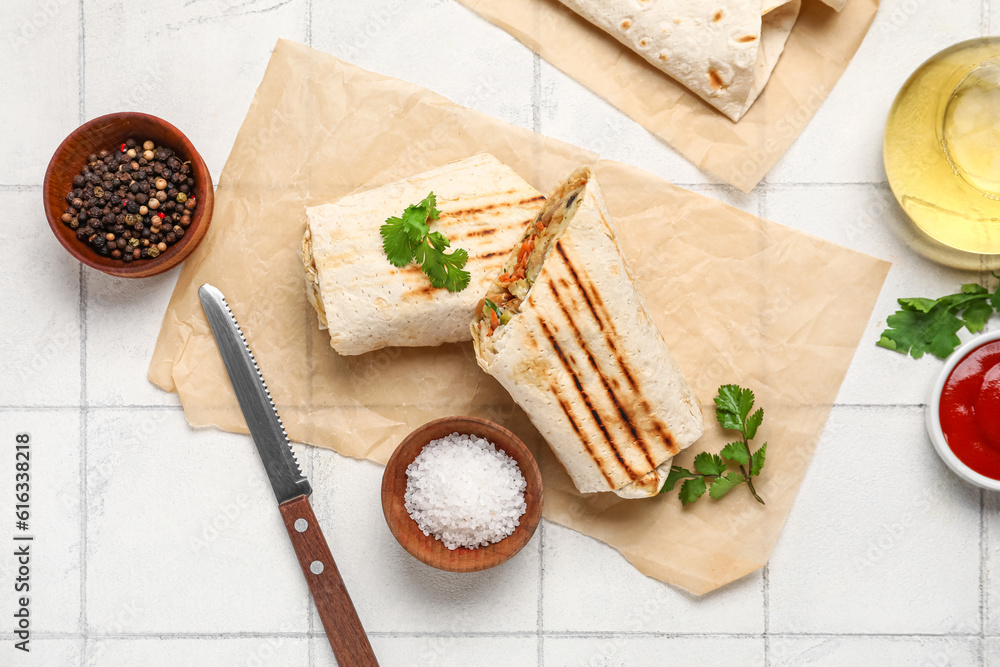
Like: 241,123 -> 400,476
404,432 -> 527,550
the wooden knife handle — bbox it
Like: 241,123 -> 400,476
279,495 -> 379,666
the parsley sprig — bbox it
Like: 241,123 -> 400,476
379,192 -> 471,293
877,276 -> 1000,360
662,384 -> 767,506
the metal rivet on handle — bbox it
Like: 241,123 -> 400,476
294,518 -> 308,533
310,560 -> 324,575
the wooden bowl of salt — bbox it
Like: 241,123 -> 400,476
381,416 -> 543,572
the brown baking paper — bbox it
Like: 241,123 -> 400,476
149,39 -> 889,595
455,0 -> 879,192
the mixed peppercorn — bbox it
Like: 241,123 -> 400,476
60,138 -> 198,262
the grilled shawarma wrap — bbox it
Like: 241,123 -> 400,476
301,153 -> 545,356
554,0 -> 802,122
471,167 -> 703,497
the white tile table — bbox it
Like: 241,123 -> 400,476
1,0 -> 996,665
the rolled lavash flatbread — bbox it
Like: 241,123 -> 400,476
555,0 -> 802,121
301,153 -> 545,355
471,167 -> 704,498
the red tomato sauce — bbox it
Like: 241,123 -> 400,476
940,340 -> 1000,479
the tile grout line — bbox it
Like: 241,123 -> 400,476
77,2 -> 87,662
307,444 -> 316,667
305,0 -> 312,47
0,402 -> 929,411
538,522 -> 545,667
0,182 -> 888,193
302,90 -> 316,667
0,405 -> 107,411
0,404 -> 178,412
759,176 -> 770,667
532,49 -> 544,667
982,487 -> 989,665
532,53 -> 541,139
25,630 -> 995,640
79,243 -> 89,657
78,0 -> 85,123
0,181 -> 888,192
754,181 -> 885,190
983,190 -> 993,665
763,564 -> 770,667
78,405 -> 87,647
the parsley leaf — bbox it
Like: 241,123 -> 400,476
714,384 -> 754,432
427,230 -> 451,251
877,277 -> 1000,359
745,408 -> 763,440
709,472 -> 745,500
679,477 -> 707,505
415,241 -> 470,292
750,443 -> 767,477
963,299 -> 993,333
664,466 -> 696,492
379,217 -> 418,267
720,441 -> 749,466
694,452 -> 727,477
663,384 -> 767,506
378,192 -> 470,293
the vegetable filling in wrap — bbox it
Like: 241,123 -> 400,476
472,167 -> 704,498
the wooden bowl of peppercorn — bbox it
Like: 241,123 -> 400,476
43,112 -> 214,278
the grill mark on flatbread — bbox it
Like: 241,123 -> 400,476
403,283 -> 441,298
738,34 -> 758,42
708,68 -> 726,90
551,387 -> 617,488
450,214 -> 538,246
554,243 -> 638,392
443,194 -> 546,219
458,228 -> 497,238
630,471 -> 661,495
547,281 -> 656,470
388,265 -> 425,277
642,399 -> 677,453
524,329 -> 540,352
554,241 -> 678,455
538,318 -> 636,480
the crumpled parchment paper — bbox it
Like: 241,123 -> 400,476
149,39 -> 890,595
455,0 -> 879,192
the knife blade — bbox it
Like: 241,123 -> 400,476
198,284 -> 311,504
198,283 -> 379,667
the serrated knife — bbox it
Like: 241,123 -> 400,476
198,283 -> 378,667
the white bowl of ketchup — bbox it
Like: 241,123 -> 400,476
927,330 -> 1000,490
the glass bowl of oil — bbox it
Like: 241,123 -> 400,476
884,38 -> 1000,270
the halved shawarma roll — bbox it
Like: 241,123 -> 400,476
301,153 -> 545,356
555,0 -> 803,121
471,167 -> 704,498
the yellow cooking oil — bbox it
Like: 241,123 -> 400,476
884,38 -> 1000,270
